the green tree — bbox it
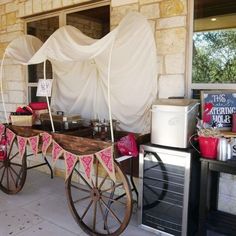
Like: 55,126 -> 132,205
192,30 -> 236,83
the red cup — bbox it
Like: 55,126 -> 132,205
199,136 -> 219,159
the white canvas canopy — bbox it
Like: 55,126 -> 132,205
0,12 -> 157,139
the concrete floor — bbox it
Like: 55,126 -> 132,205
0,169 -> 156,236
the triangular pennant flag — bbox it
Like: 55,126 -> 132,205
64,151 -> 78,180
41,132 -> 52,156
79,154 -> 94,186
6,128 -> 16,148
0,124 -> 5,137
17,136 -> 27,159
28,135 -> 39,158
52,141 -> 64,165
95,146 -> 116,182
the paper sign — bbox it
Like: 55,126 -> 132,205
36,79 -> 53,97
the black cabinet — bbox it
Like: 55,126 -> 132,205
198,159 -> 236,236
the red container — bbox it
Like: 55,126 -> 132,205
29,102 -> 48,110
199,136 -> 219,159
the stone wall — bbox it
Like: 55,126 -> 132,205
0,0 -> 188,122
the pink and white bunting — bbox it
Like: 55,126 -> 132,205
0,124 -> 5,137
28,135 -> 39,158
6,128 -> 15,148
64,151 -> 78,180
79,154 -> 94,186
95,146 -> 116,182
41,132 -> 52,156
52,141 -> 64,165
17,136 -> 28,159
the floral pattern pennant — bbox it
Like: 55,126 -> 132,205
17,136 -> 27,159
28,135 -> 39,158
52,141 -> 64,165
6,128 -> 16,148
64,151 -> 78,180
41,132 -> 52,156
79,154 -> 94,186
0,124 -> 5,137
95,146 -> 116,182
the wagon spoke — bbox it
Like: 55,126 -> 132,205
100,198 -> 122,225
73,195 -> 91,204
101,194 -> 126,205
98,173 -> 108,190
81,200 -> 93,220
8,167 -> 17,187
0,164 -> 4,170
100,183 -> 123,193
9,152 -> 19,161
6,167 -> 9,190
93,200 -> 97,231
71,184 -> 90,193
74,168 -> 92,189
95,158 -> 99,188
0,167 -> 6,184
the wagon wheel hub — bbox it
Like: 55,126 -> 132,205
91,188 -> 101,202
3,158 -> 10,167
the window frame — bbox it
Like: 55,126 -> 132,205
187,0 -> 236,98
24,0 -> 110,103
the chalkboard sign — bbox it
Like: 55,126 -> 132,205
201,90 -> 236,129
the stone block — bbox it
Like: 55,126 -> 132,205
0,31 -> 22,43
165,53 -> 185,74
4,65 -> 23,81
0,5 -> 5,15
52,0 -> 62,9
25,0 -> 32,16
5,2 -> 17,13
140,3 -> 160,19
6,12 -> 16,25
7,22 -> 24,32
156,16 -> 186,29
33,0 -> 42,13
42,0 -> 52,12
140,0 -> 162,4
155,27 -> 186,55
62,0 -> 73,6
9,90 -> 26,103
8,81 -> 25,91
157,55 -> 164,75
110,4 -> 139,26
0,0 -> 12,4
111,0 -> 138,7
0,92 -> 9,103
18,2 -> 25,18
1,15 -> 7,28
160,0 -> 186,17
158,74 -> 185,98
4,103 -> 18,113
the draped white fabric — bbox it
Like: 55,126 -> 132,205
2,12 -> 157,134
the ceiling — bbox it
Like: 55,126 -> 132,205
194,0 -> 236,18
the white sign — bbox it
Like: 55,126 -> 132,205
36,79 -> 53,97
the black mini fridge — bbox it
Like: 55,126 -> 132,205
138,144 -> 200,236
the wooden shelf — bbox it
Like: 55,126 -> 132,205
220,130 -> 236,138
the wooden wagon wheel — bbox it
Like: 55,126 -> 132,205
65,159 -> 132,236
0,139 -> 27,194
